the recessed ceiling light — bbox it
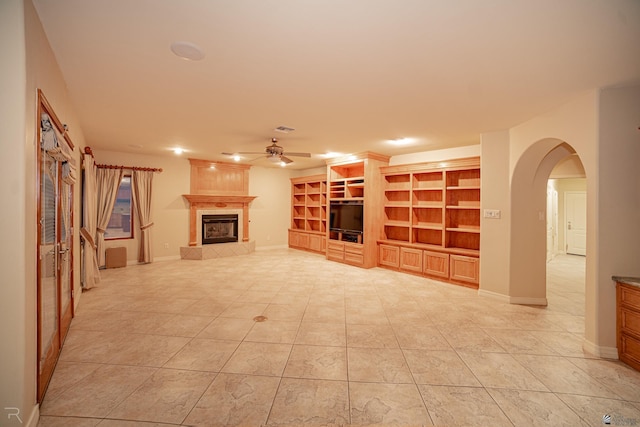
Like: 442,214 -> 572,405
388,137 -> 415,146
172,148 -> 184,155
170,41 -> 205,61
323,152 -> 343,158
232,155 -> 241,162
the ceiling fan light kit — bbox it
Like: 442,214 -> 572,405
222,136 -> 310,166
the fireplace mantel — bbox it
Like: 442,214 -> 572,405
183,194 -> 257,246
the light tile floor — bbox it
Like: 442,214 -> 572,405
38,250 -> 640,426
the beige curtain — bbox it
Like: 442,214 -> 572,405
96,168 -> 124,267
132,170 -> 154,263
81,154 -> 100,288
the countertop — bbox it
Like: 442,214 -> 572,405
613,276 -> 640,289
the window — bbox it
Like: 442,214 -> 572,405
105,175 -> 133,240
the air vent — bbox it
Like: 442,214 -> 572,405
274,126 -> 295,133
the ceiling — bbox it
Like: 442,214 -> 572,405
33,0 -> 640,169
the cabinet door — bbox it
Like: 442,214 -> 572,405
327,240 -> 345,261
379,244 -> 400,268
344,242 -> 364,265
289,230 -> 300,248
400,247 -> 423,273
298,233 -> 310,249
424,251 -> 449,278
450,255 -> 479,285
308,234 -> 323,253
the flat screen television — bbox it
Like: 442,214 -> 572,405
329,202 -> 363,233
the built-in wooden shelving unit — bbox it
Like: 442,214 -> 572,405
378,157 -> 481,287
288,174 -> 327,254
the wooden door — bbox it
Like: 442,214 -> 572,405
37,91 -> 74,402
565,191 -> 586,256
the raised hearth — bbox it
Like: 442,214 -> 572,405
180,241 -> 255,260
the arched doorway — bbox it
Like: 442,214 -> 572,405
509,138 -> 587,306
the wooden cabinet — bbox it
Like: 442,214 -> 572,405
615,279 -> 640,371
400,247 -> 423,273
379,244 -> 400,268
378,157 -> 480,287
424,251 -> 449,279
326,152 -> 389,268
449,255 -> 480,285
289,174 -> 327,254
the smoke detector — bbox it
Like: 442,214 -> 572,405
170,41 -> 205,61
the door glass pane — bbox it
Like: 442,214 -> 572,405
60,181 -> 72,313
40,153 -> 58,363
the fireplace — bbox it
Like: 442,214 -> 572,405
202,214 -> 238,244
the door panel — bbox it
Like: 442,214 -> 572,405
566,191 -> 586,256
37,91 -> 74,402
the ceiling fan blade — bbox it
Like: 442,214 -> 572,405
229,151 -> 267,155
280,156 -> 293,164
282,152 -> 311,157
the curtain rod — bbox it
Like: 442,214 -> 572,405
95,164 -> 163,173
83,147 -> 162,172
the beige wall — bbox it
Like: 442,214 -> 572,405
480,86 -> 640,356
93,150 -> 300,261
1,0 -> 87,425
390,145 -> 480,165
92,150 -> 191,262
479,130 -> 511,296
596,84 -> 640,351
1,1 -> 31,425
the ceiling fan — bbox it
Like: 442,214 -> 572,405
222,137 -> 311,164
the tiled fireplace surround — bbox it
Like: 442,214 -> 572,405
180,160 -> 257,260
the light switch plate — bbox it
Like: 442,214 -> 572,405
484,209 -> 501,219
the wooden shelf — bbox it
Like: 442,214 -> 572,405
378,157 -> 481,287
326,153 -> 390,268
289,174 -> 328,254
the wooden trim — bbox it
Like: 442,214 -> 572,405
182,195 -> 257,246
325,151 -> 391,166
183,194 -> 257,204
380,156 -> 480,175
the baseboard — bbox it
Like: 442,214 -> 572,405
149,255 -> 181,263
25,403 -> 39,427
477,290 -> 548,306
477,289 -> 510,303
255,244 -> 289,251
583,339 -> 618,359
509,296 -> 548,306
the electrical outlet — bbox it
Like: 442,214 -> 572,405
483,209 -> 501,219
163,243 -> 169,249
